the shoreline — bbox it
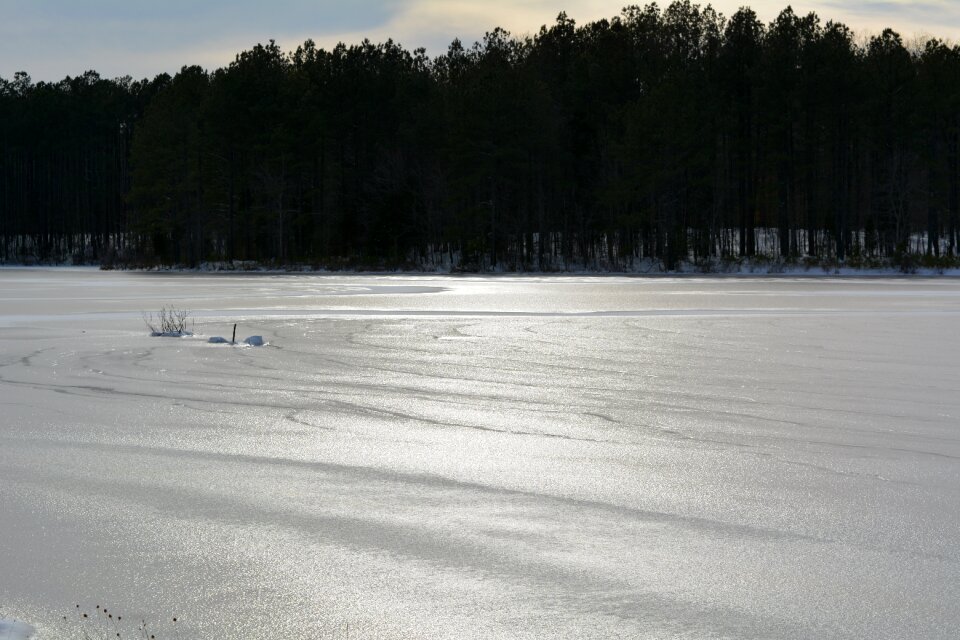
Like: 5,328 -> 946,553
3,262 -> 960,278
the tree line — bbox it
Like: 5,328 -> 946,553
2,2 -> 959,270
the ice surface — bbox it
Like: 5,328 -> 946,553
0,619 -> 34,640
1,268 -> 959,639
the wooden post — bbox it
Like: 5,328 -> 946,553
232,323 -> 237,345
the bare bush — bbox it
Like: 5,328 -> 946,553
143,306 -> 192,336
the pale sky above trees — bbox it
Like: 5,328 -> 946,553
2,0 -> 958,80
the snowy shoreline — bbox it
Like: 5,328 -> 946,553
3,260 -> 960,278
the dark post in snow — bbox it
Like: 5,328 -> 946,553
232,323 -> 237,345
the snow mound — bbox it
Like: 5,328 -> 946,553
150,331 -> 192,338
207,336 -> 265,346
0,619 -> 35,640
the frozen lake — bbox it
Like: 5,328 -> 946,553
1,268 -> 959,639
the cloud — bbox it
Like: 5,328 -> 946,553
289,0 -> 960,59
299,0 -> 625,53
3,0 -> 959,81
739,1 -> 960,37
0,0 -> 405,79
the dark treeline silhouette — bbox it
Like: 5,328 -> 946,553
3,2 -> 960,270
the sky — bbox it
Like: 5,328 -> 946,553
2,0 -> 959,82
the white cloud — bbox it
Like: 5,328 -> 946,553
4,0 -> 959,80
296,0 -> 960,55
287,0 -> 623,54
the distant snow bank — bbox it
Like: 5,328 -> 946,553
207,335 -> 265,346
6,257 -> 960,277
53,257 -> 960,276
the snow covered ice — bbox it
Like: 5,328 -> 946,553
0,619 -> 35,640
1,268 -> 959,639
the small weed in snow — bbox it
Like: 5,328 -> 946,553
57,603 -> 182,640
